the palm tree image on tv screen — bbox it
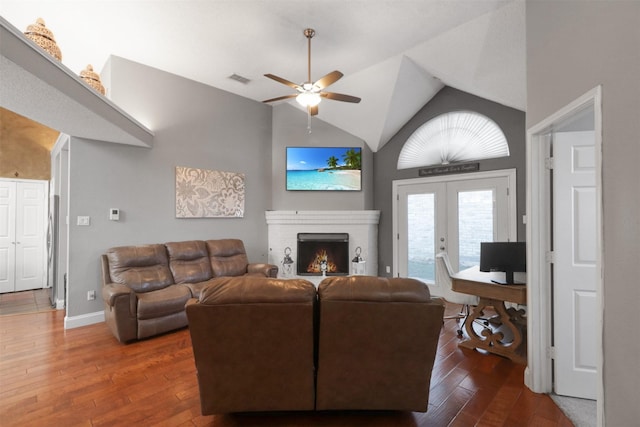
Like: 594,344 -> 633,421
286,147 -> 362,191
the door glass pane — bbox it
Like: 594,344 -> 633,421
458,190 -> 494,270
407,193 -> 435,282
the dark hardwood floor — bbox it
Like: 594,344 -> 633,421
0,301 -> 573,426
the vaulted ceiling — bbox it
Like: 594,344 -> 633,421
0,0 -> 525,152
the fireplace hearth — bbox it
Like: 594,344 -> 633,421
297,233 -> 349,276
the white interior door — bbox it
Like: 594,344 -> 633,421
395,171 -> 516,296
0,179 -> 47,293
553,130 -> 597,399
15,182 -> 47,292
0,181 -> 17,293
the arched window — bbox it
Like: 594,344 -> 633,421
397,111 -> 509,169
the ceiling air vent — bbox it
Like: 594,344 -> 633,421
228,73 -> 251,84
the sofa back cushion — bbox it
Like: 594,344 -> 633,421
165,240 -> 213,283
106,244 -> 174,293
315,276 -> 444,411
186,276 -> 317,414
206,239 -> 249,277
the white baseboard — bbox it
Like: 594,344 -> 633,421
64,310 -> 104,329
55,298 -> 65,310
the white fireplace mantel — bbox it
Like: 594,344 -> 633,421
266,210 -> 380,284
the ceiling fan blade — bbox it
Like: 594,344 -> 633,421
321,92 -> 361,103
263,94 -> 297,103
308,105 -> 319,116
264,74 -> 301,90
314,70 -> 343,89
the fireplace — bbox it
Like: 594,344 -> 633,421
297,233 -> 349,276
266,210 -> 380,283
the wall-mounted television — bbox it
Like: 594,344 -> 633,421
286,146 -> 362,191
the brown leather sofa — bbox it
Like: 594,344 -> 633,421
101,239 -> 278,343
186,275 -> 444,414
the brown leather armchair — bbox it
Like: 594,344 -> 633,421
315,276 -> 444,412
186,276 -> 317,414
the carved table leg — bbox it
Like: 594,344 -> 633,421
459,297 -> 526,364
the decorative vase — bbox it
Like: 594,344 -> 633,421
79,64 -> 106,95
24,18 -> 62,61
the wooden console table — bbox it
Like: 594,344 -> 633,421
451,266 -> 527,364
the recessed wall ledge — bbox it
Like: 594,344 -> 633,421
0,16 -> 153,148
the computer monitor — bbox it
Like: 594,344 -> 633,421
479,242 -> 526,285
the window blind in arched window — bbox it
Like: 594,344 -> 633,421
397,111 -> 509,169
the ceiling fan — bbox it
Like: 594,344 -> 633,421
263,28 -> 361,116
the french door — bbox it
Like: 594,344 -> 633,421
0,179 -> 48,293
393,170 -> 517,296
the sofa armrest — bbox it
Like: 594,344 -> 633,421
102,283 -> 137,343
102,283 -> 133,307
247,263 -> 279,278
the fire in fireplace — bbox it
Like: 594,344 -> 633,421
297,233 -> 349,276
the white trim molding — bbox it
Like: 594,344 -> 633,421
64,310 -> 105,329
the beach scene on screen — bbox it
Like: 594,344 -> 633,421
286,147 -> 361,191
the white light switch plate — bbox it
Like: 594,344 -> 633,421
77,216 -> 90,226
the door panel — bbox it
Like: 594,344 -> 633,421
15,182 -> 46,292
447,177 -> 511,271
398,183 -> 446,290
0,182 -> 16,293
553,131 -> 597,399
456,190 -> 494,270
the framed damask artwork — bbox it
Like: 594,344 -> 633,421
175,166 -> 245,218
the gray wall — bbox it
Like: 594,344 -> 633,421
374,86 -> 526,276
526,1 -> 640,425
270,103 -> 373,210
66,56 -> 272,317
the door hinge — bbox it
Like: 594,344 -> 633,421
546,251 -> 555,263
545,157 -> 555,170
547,346 -> 556,359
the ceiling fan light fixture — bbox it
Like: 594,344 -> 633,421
262,27 -> 360,116
296,92 -> 322,107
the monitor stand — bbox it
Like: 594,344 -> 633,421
491,270 -> 515,285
